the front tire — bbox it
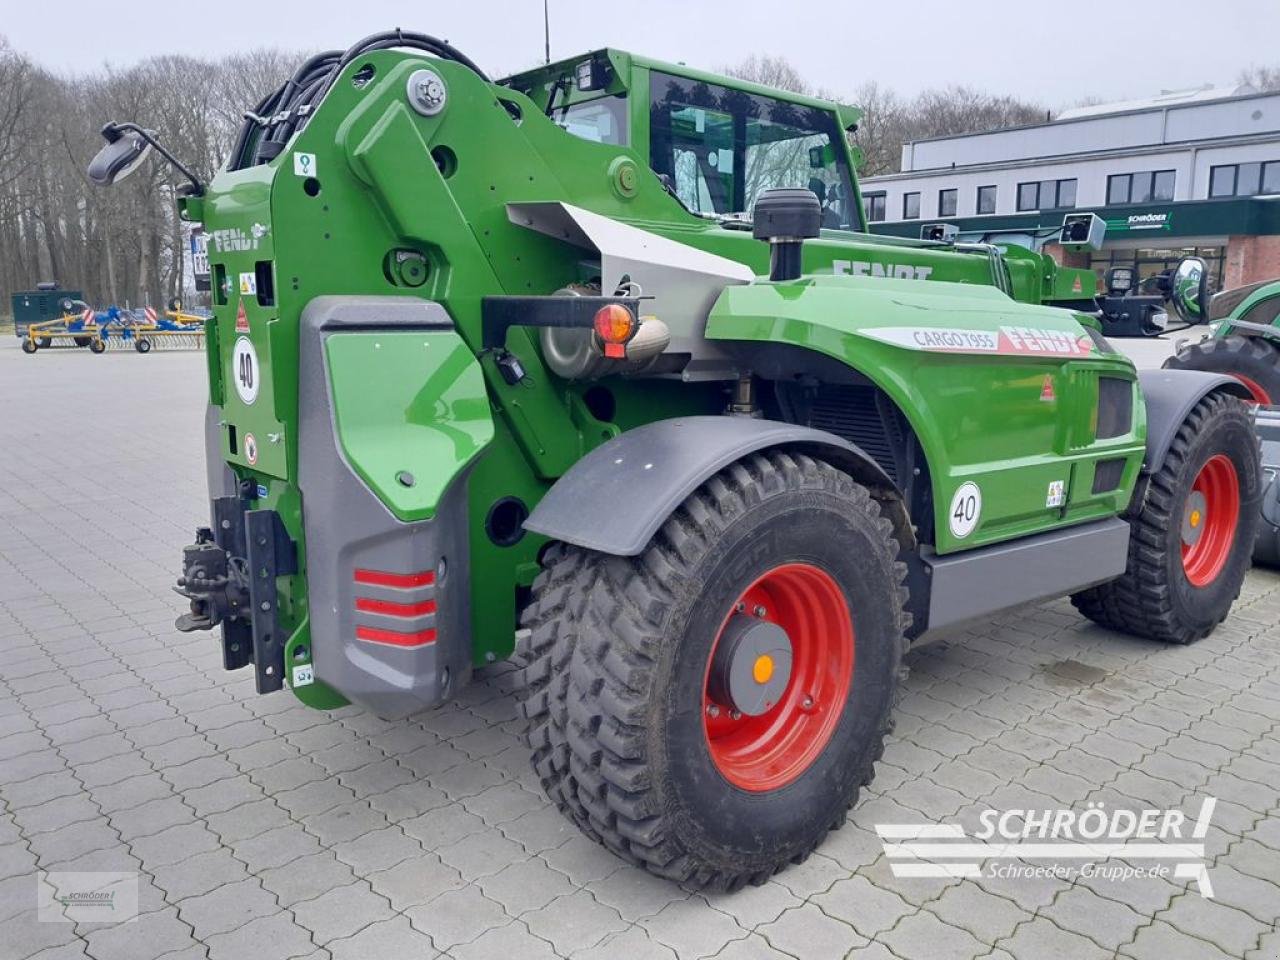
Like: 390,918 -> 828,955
545,451 -> 908,890
1072,391 -> 1260,643
89,339 -> 106,354
21,339 -> 37,354
1164,335 -> 1280,405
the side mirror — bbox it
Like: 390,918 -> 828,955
1170,256 -> 1210,325
87,125 -> 152,186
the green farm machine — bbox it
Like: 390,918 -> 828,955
91,31 -> 1262,889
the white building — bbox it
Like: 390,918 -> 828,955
863,86 -> 1280,289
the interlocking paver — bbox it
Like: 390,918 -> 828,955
1120,919 -> 1235,960
326,914 -> 440,960
2,346 -> 1280,960
405,884 -> 511,950
522,888 -> 629,955
758,901 -> 867,957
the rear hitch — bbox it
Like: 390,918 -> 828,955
174,496 -> 297,692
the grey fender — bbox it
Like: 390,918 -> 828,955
1138,369 -> 1253,474
523,416 -> 910,556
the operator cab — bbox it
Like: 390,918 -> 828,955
502,50 -> 865,231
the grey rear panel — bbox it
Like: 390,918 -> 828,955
919,517 -> 1130,639
298,296 -> 475,719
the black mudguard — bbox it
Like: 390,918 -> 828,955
523,416 -> 909,556
1137,369 -> 1253,474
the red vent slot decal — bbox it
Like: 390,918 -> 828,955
355,625 -> 438,647
355,597 -> 438,618
353,568 -> 436,589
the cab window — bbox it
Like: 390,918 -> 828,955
553,94 -> 628,146
649,71 -> 859,230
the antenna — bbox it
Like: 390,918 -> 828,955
544,0 -> 551,64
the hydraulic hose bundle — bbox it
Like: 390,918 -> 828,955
229,29 -> 489,170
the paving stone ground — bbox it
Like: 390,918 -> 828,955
1,338 -> 1278,960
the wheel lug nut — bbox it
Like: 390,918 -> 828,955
735,602 -> 745,612
729,709 -> 742,720
753,605 -> 767,617
706,704 -> 720,718
802,696 -> 814,710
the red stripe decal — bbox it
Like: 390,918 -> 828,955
355,625 -> 437,647
353,568 -> 436,588
355,597 -> 438,617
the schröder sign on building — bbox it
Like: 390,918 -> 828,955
864,85 -> 1280,291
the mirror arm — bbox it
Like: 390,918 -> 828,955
109,122 -> 205,197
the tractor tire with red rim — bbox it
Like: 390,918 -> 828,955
1163,335 -> 1280,405
1071,391 -> 1260,643
552,450 -> 908,890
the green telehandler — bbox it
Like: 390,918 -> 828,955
90,31 -> 1261,890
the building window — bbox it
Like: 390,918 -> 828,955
1108,174 -> 1131,205
864,192 -> 886,222
903,192 -> 921,219
976,185 -> 997,214
1265,162 -> 1280,194
1210,161 -> 1280,198
938,188 -> 957,217
1107,170 -> 1176,205
1017,178 -> 1076,211
1209,165 -> 1235,198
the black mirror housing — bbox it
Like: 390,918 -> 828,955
1170,257 -> 1211,325
87,127 -> 151,186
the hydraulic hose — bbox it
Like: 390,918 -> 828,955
232,29 -> 488,170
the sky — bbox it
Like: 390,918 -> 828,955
4,0 -> 1279,108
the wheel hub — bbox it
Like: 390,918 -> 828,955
707,614 -> 793,717
1181,490 -> 1208,547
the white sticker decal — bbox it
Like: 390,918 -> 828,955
238,272 -> 256,296
1047,480 -> 1066,508
292,664 -> 314,687
293,152 -> 317,177
243,433 -> 258,466
948,482 -> 982,539
862,325 -> 1094,357
232,337 -> 260,406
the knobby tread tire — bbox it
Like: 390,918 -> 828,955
1071,391 -> 1259,643
1164,334 -> 1280,403
552,450 -> 908,891
513,543 -> 599,839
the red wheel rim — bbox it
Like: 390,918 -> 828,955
703,563 -> 853,792
1232,374 -> 1272,406
1181,454 -> 1241,588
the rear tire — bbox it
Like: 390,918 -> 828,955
36,336 -> 51,348
1072,391 -> 1260,643
73,336 -> 92,348
547,451 -> 908,890
134,338 -> 151,354
1164,335 -> 1280,405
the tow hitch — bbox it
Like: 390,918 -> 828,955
175,494 -> 297,692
